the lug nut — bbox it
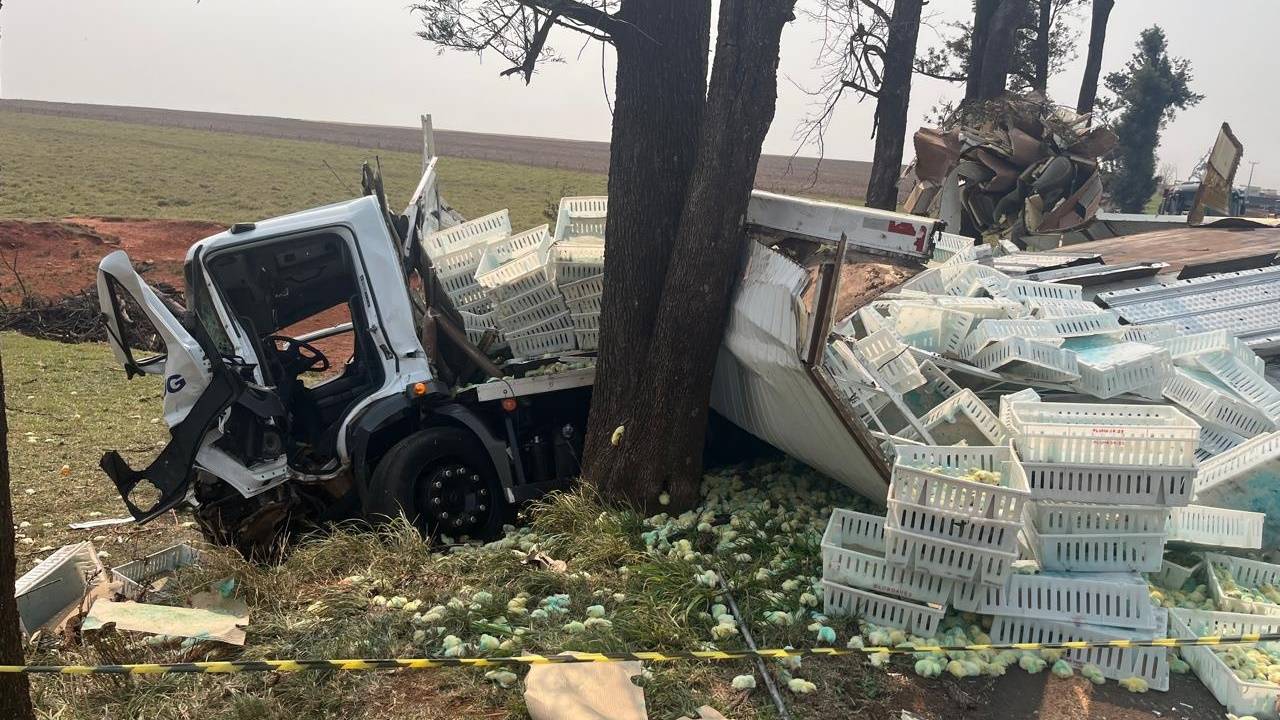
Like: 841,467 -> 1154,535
440,512 -> 449,520
454,518 -> 464,527
432,498 -> 441,506
469,515 -> 477,524
433,481 -> 443,490
444,469 -> 454,478
471,474 -> 479,482
479,489 -> 488,497
477,504 -> 486,512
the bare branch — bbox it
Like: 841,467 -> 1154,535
859,0 -> 891,25
501,10 -> 560,83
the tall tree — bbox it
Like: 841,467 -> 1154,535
972,0 -> 1029,100
1076,0 -> 1115,116
803,0 -> 924,209
416,0 -> 797,509
1102,25 -> 1202,212
916,0 -> 1084,100
1,353 -> 36,720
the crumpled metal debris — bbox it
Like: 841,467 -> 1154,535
904,96 -> 1117,245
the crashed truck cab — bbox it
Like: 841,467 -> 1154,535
96,196 -> 441,539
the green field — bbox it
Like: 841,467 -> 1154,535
0,111 -> 606,230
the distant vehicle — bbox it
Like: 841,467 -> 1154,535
1158,181 -> 1246,217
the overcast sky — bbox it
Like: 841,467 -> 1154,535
2,0 -> 1277,188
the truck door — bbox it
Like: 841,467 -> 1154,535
96,251 -> 253,522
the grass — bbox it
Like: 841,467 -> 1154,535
0,111 -> 606,230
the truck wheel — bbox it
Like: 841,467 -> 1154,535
365,427 -> 504,540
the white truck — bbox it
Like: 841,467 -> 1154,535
96,136 -> 940,555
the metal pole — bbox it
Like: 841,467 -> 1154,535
1246,161 -> 1259,213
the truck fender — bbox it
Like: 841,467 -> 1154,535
429,404 -> 515,502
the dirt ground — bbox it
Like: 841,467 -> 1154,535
0,98 -> 882,200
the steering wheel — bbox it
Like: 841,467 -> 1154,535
266,335 -> 331,374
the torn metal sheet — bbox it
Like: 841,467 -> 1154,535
710,242 -> 889,502
15,541 -> 105,636
746,190 -> 936,258
1189,123 -> 1243,226
82,595 -> 249,646
1024,262 -> 1168,287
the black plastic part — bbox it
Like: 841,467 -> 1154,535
230,223 -> 257,234
100,369 -> 242,524
347,394 -> 417,506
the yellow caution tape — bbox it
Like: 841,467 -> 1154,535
1,633 -> 1275,675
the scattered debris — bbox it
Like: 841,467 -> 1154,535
69,516 -> 135,530
82,593 -> 249,646
523,659 -> 646,720
111,544 -> 201,600
14,541 -> 104,636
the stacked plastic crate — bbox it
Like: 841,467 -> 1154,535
972,399 -> 1206,690
551,197 -> 607,351
474,224 -> 576,359
421,209 -> 512,315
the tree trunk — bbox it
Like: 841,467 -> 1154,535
580,0 -> 711,496
0,350 -> 36,720
586,0 -> 796,511
974,0 -> 1025,100
965,0 -> 1000,102
1032,0 -> 1051,92
1076,0 -> 1115,117
865,0 -> 924,210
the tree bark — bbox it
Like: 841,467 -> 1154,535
587,0 -> 795,511
964,0 -> 1000,102
0,349 -> 36,720
1076,0 -> 1115,117
864,0 -> 924,210
974,0 -> 1025,100
580,0 -> 711,494
1032,0 -> 1052,92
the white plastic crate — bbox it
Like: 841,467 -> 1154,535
890,305 -> 975,356
1048,313 -> 1124,337
902,360 -> 961,417
575,328 -> 598,351
422,209 -> 512,261
990,612 -> 1169,691
886,494 -> 1022,554
820,509 -> 954,604
480,224 -> 551,267
1003,278 -> 1084,303
1198,351 -> 1280,422
1024,520 -> 1165,573
1150,558 -> 1201,591
1156,330 -> 1266,376
1008,402 -> 1200,468
434,245 -> 488,286
559,275 -> 604,303
1018,462 -> 1194,506
1205,552 -> 1280,617
459,310 -> 503,347
952,571 -> 1160,631
931,232 -> 976,263
552,241 -> 605,285
1163,367 -> 1275,438
570,312 -> 599,332
883,523 -> 1018,586
821,579 -> 944,637
1167,505 -> 1264,549
943,262 -> 1009,297
452,283 -> 493,313
1068,338 -> 1174,400
506,315 -> 577,359
553,196 -> 608,243
1196,422 -> 1247,463
112,544 -> 202,601
1032,502 -> 1169,535
855,330 -> 927,395
566,296 -> 601,316
494,282 -> 564,319
999,389 -> 1041,435
974,336 -> 1079,383
957,319 -> 1054,360
890,444 -> 1031,522
897,388 -> 1009,447
1195,430 -> 1280,497
496,295 -> 571,334
1169,608 -> 1280,719
475,245 -> 554,301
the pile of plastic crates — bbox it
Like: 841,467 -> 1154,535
551,197 -> 607,351
473,224 -> 576,359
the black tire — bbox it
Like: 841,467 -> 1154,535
364,426 -> 504,540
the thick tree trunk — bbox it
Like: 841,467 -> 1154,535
589,0 -> 795,511
865,0 -> 924,210
974,0 -> 1025,100
581,0 -> 711,495
1032,0 -> 1052,92
965,0 -> 1000,102
1076,0 -> 1115,117
0,350 -> 36,720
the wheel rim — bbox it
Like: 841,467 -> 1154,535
415,462 -> 491,536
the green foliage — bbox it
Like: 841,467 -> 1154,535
1101,26 -> 1203,212
0,111 -> 605,230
